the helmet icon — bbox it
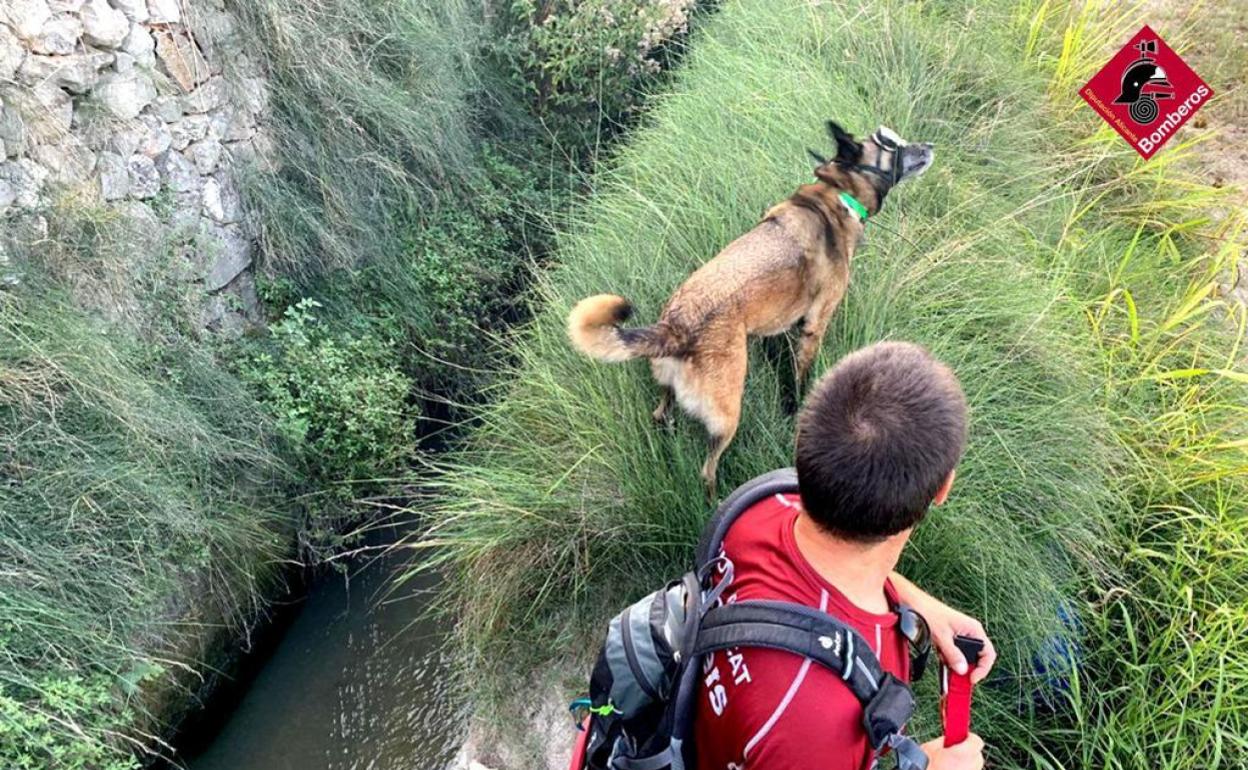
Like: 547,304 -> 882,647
1113,40 -> 1174,124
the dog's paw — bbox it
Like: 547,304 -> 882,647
781,389 -> 800,416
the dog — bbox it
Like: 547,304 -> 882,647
567,122 -> 934,496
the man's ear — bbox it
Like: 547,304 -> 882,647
826,121 -> 862,164
932,469 -> 956,506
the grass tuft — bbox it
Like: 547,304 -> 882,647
0,232 -> 295,767
225,0 -> 485,281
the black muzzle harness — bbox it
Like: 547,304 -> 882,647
808,128 -> 906,193
845,129 -> 906,188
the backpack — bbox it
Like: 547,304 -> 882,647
572,468 -> 930,770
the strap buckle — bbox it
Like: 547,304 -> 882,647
884,733 -> 930,770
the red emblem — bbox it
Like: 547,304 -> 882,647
1081,25 -> 1213,159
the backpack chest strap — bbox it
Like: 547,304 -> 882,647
694,601 -> 926,768
696,601 -> 888,709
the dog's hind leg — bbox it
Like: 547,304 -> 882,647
652,386 -> 674,428
793,284 -> 846,401
762,329 -> 800,415
649,358 -> 678,429
692,332 -> 748,499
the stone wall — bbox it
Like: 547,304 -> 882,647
0,0 -> 271,333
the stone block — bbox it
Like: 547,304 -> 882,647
169,113 -> 209,150
0,179 -> 15,212
30,15 -> 82,55
179,75 -> 226,114
108,0 -> 149,22
0,159 -> 49,207
9,1 -> 53,40
0,103 -> 26,157
96,69 -> 156,119
126,153 -> 159,198
150,94 -> 183,122
209,106 -> 255,143
203,223 -> 252,291
146,0 -> 179,24
32,138 -> 97,185
154,147 -> 196,192
82,0 -> 130,48
188,137 -> 221,175
18,51 -> 112,94
4,82 -> 73,143
96,150 -> 128,199
0,26 -> 24,81
103,123 -> 141,157
136,113 -> 171,156
237,76 -> 269,116
120,22 -> 155,66
201,174 -> 241,223
153,25 -> 209,92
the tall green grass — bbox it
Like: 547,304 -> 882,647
225,0 -> 485,280
417,0 -> 1247,766
229,0 -> 580,403
0,220 -> 296,768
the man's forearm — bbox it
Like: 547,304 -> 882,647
888,570 -> 996,681
889,570 -> 933,609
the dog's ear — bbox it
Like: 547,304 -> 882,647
826,121 -> 862,164
807,148 -> 830,166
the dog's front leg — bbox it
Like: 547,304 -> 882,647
793,287 -> 845,399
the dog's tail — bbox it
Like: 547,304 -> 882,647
567,294 -> 684,362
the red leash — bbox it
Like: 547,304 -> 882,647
569,716 -> 591,770
941,635 -> 984,747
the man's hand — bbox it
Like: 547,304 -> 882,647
922,734 -> 984,770
888,572 -> 997,684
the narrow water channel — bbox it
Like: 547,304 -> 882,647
179,539 -> 467,770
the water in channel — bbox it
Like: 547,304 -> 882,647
181,540 -> 466,770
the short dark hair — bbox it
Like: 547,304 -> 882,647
795,342 -> 967,541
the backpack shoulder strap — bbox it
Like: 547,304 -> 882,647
693,601 -> 928,770
695,600 -> 886,710
695,468 -> 799,568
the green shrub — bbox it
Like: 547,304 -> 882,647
304,142 -> 574,401
0,674 -> 145,770
229,0 -> 580,406
239,299 -> 417,490
497,0 -> 698,144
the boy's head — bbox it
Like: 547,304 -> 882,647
795,342 -> 967,542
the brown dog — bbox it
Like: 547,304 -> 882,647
568,123 -> 934,495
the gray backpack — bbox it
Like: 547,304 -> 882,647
573,468 -> 929,770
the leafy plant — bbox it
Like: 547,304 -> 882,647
0,674 -> 150,770
239,299 -> 417,489
497,0 -> 698,144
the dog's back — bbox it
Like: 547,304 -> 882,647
661,204 -> 838,342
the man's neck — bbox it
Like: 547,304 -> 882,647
792,511 -> 906,615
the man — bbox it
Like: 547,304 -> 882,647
695,341 -> 996,770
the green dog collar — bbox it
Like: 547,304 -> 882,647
838,191 -> 868,224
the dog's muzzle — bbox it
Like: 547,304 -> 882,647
852,128 -> 933,187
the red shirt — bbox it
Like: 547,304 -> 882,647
694,493 -> 910,770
